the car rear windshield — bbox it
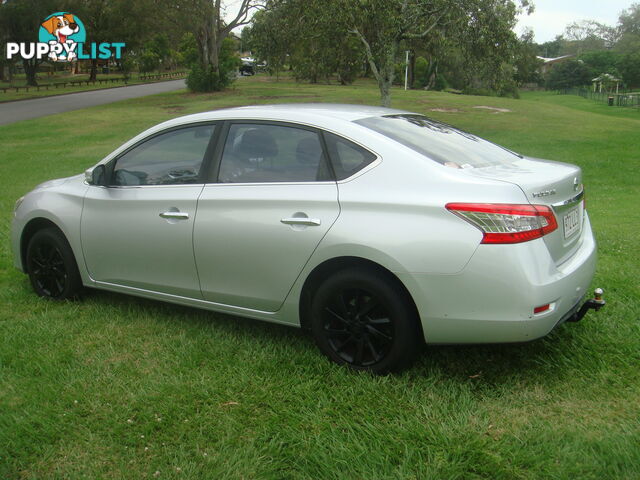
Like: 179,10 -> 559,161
354,114 -> 520,169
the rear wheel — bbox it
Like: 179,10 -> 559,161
26,228 -> 82,300
310,268 -> 421,374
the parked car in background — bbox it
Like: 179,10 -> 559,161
239,57 -> 255,76
11,104 -> 604,373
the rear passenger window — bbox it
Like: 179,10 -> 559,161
218,124 -> 332,183
324,133 -> 376,180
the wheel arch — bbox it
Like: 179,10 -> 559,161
20,217 -> 66,270
298,256 -> 423,340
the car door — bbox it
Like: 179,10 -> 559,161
81,123 -> 218,298
193,121 -> 340,312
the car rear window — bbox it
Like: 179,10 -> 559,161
354,114 -> 520,169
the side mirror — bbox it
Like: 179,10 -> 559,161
86,164 -> 106,186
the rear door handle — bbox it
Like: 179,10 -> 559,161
280,217 -> 321,226
159,211 -> 189,220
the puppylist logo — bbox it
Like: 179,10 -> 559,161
5,12 -> 125,62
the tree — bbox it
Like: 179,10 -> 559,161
618,3 -> 640,36
564,20 -> 619,50
177,32 -> 200,68
617,52 -> 640,88
248,8 -> 290,78
164,0 -> 263,90
514,30 -> 543,85
68,0 -> 157,80
341,0 -> 531,106
579,50 -> 622,78
250,1 -> 364,84
186,36 -> 240,91
0,0 -> 58,86
537,36 -> 563,58
546,59 -> 591,90
616,3 -> 640,54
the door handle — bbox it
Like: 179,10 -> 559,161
280,217 -> 321,226
159,211 -> 189,220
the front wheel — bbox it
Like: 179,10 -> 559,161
26,228 -> 83,300
310,268 -> 421,374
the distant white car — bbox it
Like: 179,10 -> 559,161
11,104 -> 604,373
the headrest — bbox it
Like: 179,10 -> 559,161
235,128 -> 278,159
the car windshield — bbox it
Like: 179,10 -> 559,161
355,114 -> 521,169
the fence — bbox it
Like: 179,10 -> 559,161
0,71 -> 187,95
560,87 -> 640,109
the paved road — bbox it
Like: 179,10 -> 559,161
0,79 -> 186,126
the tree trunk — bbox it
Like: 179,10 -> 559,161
89,59 -> 98,81
378,44 -> 397,107
379,79 -> 392,107
0,65 -> 5,82
354,28 -> 397,107
408,50 -> 415,89
22,59 -> 38,86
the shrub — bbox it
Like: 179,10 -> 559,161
433,73 -> 448,91
186,64 -> 230,92
138,51 -> 160,73
186,38 -> 240,93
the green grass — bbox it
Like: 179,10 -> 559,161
0,71 -> 186,102
1,79 -> 639,479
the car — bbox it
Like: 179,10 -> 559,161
239,57 -> 256,76
11,104 -> 605,373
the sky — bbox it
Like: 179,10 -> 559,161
515,0 -> 636,43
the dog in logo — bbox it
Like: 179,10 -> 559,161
41,13 -> 79,61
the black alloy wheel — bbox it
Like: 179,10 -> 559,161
322,287 -> 394,367
311,267 -> 421,374
26,228 -> 82,300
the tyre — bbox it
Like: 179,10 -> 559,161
310,267 -> 421,374
26,228 -> 83,300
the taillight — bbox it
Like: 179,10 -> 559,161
446,203 -> 558,244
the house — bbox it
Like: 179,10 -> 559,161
537,55 -> 574,75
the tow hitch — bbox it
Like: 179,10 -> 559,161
567,288 -> 606,323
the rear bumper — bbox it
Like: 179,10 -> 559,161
399,212 -> 598,344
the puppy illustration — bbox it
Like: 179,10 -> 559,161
41,14 -> 79,61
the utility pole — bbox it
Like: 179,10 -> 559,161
404,50 -> 409,90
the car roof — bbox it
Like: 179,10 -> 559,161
159,103 -> 412,128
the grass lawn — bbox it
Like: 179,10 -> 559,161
0,78 -> 638,479
0,71 -> 186,102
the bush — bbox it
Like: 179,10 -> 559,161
186,64 -> 230,92
118,56 -> 134,80
138,51 -> 160,73
433,73 -> 448,91
186,38 -> 240,93
413,56 -> 429,88
178,32 -> 199,68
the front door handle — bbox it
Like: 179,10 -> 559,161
159,211 -> 189,220
280,217 -> 321,226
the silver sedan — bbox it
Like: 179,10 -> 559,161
11,104 -> 604,373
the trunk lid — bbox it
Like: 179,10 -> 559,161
464,157 -> 585,265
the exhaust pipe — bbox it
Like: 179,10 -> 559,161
567,288 -> 606,323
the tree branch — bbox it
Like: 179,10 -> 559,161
221,0 -> 263,36
402,12 -> 449,39
349,26 -> 381,82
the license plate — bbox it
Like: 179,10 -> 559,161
563,209 -> 580,239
